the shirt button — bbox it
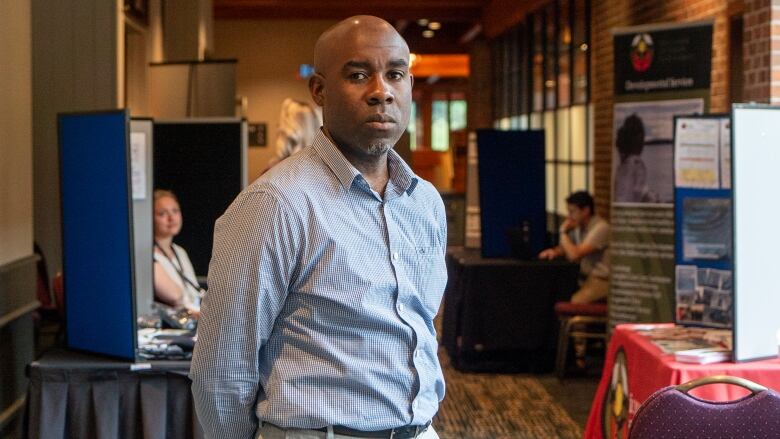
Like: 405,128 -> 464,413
392,252 -> 399,261
397,303 -> 405,313
414,349 -> 421,358
412,399 -> 419,409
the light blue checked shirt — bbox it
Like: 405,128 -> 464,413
190,130 -> 447,438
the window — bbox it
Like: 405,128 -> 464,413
491,0 -> 592,229
431,99 -> 450,151
409,101 -> 418,150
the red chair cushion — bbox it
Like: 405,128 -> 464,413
554,301 -> 607,317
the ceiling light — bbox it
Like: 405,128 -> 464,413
428,22 -> 441,30
417,19 -> 429,26
580,43 -> 589,51
423,30 -> 434,38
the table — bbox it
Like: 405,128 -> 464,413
442,247 -> 579,372
584,324 -> 780,439
23,349 -> 203,439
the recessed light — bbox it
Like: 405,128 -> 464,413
428,22 -> 441,30
417,19 -> 429,26
423,30 -> 434,38
580,43 -> 589,51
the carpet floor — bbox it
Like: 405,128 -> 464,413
433,350 -> 585,439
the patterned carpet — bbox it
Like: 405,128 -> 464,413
433,351 -> 584,439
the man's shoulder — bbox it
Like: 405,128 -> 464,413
410,178 -> 443,204
586,215 -> 610,238
250,147 -> 330,196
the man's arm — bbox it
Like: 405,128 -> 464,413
538,245 -> 564,260
190,190 -> 298,439
559,233 -> 595,262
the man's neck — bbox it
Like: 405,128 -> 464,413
580,214 -> 594,230
325,130 -> 390,197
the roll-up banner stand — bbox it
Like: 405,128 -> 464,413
609,21 -> 712,327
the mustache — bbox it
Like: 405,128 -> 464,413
365,114 -> 396,123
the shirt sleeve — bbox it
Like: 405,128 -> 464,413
190,189 -> 299,439
583,220 -> 610,250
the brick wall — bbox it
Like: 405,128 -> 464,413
743,0 -> 780,103
590,0 -> 738,218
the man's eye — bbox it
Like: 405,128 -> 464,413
388,71 -> 405,80
350,72 -> 367,81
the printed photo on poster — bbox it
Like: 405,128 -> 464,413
613,99 -> 704,204
682,197 -> 732,261
674,118 -> 720,189
676,265 -> 733,328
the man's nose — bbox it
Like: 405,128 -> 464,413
367,76 -> 394,105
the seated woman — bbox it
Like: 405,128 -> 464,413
153,189 -> 202,317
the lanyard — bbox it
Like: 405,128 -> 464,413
154,241 -> 204,298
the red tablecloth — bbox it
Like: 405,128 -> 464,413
584,323 -> 780,439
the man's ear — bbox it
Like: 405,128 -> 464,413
309,73 -> 325,106
409,73 -> 414,89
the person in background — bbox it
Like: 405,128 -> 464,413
191,15 -> 446,439
261,98 -> 322,173
153,189 -> 202,317
539,191 -> 610,304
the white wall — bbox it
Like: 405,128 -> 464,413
0,1 -> 33,266
31,0 -> 120,277
213,19 -> 335,181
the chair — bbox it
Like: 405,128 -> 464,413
629,375 -> 780,438
52,272 -> 65,320
554,301 -> 607,377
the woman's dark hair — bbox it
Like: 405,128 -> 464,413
616,114 -> 645,159
566,191 -> 595,214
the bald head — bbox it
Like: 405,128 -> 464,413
314,16 -> 409,74
308,15 -> 413,167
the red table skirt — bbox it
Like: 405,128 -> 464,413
584,324 -> 780,439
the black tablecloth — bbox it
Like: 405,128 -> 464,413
442,247 -> 579,372
23,349 -> 203,439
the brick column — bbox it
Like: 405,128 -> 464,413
743,0 -> 772,102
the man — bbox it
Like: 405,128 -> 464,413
190,16 -> 447,439
539,191 -> 609,304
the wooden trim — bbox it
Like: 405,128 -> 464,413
0,300 -> 40,329
0,254 -> 37,274
0,396 -> 25,432
483,0 -> 550,39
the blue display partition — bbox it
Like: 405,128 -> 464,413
672,115 -> 732,329
58,110 -> 137,360
476,129 -> 546,259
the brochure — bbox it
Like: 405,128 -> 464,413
674,347 -> 732,364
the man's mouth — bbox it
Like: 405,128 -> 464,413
365,114 -> 396,129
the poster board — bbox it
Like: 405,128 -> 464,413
673,115 -> 732,328
731,104 -> 780,361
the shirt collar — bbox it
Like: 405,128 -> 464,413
312,129 -> 419,196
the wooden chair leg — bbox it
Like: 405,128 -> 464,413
556,317 -> 572,378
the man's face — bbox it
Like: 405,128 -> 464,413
311,26 -> 412,159
567,204 -> 590,226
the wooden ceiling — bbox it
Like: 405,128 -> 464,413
213,0 -> 485,21
213,0 -> 486,54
